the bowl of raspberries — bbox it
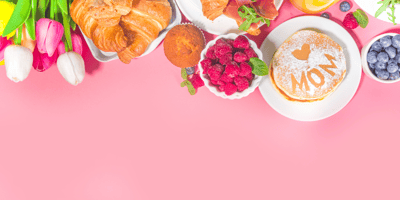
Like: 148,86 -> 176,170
362,33 -> 400,83
199,34 -> 264,99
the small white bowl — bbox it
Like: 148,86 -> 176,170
361,33 -> 400,83
198,33 -> 263,100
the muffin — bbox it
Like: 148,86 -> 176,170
164,24 -> 205,68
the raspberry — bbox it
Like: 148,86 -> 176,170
224,83 -> 238,96
234,76 -> 249,92
219,54 -> 233,65
207,64 -> 224,80
200,59 -> 213,74
219,85 -> 226,92
214,42 -> 233,59
343,13 -> 358,29
244,48 -> 258,58
239,62 -> 252,77
210,79 -> 219,85
216,38 -> 227,45
206,45 -> 217,60
244,72 -> 254,81
224,62 -> 240,78
210,79 -> 226,86
226,39 -> 234,47
220,73 -> 234,83
234,52 -> 248,63
233,35 -> 250,49
189,74 -> 204,89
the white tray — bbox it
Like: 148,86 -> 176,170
82,0 -> 182,62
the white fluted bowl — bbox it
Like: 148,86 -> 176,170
198,33 -> 263,100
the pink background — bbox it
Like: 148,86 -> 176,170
1,0 -> 400,199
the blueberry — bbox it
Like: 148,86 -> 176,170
375,61 -> 387,70
387,62 -> 399,73
340,1 -> 351,12
377,52 -> 389,63
370,41 -> 383,52
375,69 -> 390,80
380,36 -> 392,48
389,71 -> 400,80
392,35 -> 400,48
385,47 -> 397,59
320,13 -> 330,19
395,55 -> 400,63
367,51 -> 378,63
369,62 -> 376,69
186,66 -> 195,75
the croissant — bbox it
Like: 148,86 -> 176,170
86,0 -> 133,27
117,0 -> 172,64
200,0 -> 229,21
71,0 -> 128,52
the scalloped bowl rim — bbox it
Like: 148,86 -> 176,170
198,33 -> 263,100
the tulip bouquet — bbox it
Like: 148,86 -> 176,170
0,0 -> 85,85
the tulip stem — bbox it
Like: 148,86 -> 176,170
16,26 -> 23,45
62,13 -> 72,52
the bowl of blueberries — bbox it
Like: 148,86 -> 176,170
362,33 -> 400,83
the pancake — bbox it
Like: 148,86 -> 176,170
270,30 -> 346,102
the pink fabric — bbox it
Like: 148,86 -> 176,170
0,1 -> 400,200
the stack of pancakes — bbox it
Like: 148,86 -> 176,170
270,30 -> 346,102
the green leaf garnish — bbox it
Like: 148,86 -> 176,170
353,9 -> 369,28
238,5 -> 270,32
180,69 -> 196,95
181,68 -> 188,80
249,57 -> 268,76
375,0 -> 399,25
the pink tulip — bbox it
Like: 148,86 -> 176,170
57,41 -> 66,55
57,34 -> 83,56
0,36 -> 12,61
36,18 -> 64,57
33,47 -> 58,72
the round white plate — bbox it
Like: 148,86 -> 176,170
354,0 -> 400,24
259,16 -> 362,121
175,0 -> 283,35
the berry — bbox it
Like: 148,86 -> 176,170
224,83 -> 238,96
375,69 -> 390,80
395,55 -> 400,63
239,62 -> 252,77
389,71 -> 400,80
377,52 -> 389,63
200,59 -> 213,74
234,52 -> 248,63
186,66 -> 195,75
224,62 -> 240,78
219,85 -> 226,92
367,51 -> 378,64
392,35 -> 400,48
370,41 -> 383,52
219,54 -> 232,65
380,36 -> 392,48
343,13 -> 358,29
206,46 -> 217,60
375,61 -> 387,70
385,46 -> 397,59
189,74 -> 205,89
340,1 -> 351,12
234,76 -> 250,92
233,35 -> 250,49
225,39 -> 234,47
320,13 -> 330,19
369,62 -> 375,69
216,38 -> 227,45
244,72 -> 254,81
244,48 -> 258,58
220,73 -> 234,83
387,62 -> 399,73
210,79 -> 219,86
214,42 -> 233,58
208,64 -> 224,80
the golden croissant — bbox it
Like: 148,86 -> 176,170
70,0 -> 172,64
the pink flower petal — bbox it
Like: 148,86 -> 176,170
45,20 -> 64,57
36,18 -> 52,54
41,52 -> 58,71
32,47 -> 42,70
57,41 -> 66,55
0,37 -> 12,61
71,33 -> 83,56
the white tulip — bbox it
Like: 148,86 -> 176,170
57,52 -> 85,86
4,45 -> 33,82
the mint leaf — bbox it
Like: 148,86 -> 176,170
249,57 -> 268,76
181,81 -> 187,87
181,68 -> 188,80
186,81 -> 196,95
353,9 -> 369,28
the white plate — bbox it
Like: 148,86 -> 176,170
354,0 -> 400,24
82,0 -> 182,62
259,16 -> 362,121
175,0 -> 283,35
